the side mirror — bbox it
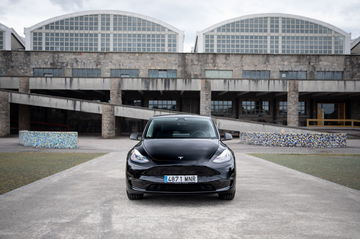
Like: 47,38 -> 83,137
130,133 -> 141,141
222,132 -> 233,141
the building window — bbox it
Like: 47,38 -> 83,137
280,71 -> 307,80
148,69 -> 177,78
279,101 -> 288,114
242,70 -> 270,80
32,32 -> 42,50
148,100 -> 176,110
211,101 -> 233,116
111,69 -> 139,77
33,68 -> 64,77
279,101 -> 306,114
241,101 -> 256,114
72,68 -> 101,77
262,101 -> 270,114
241,100 -> 270,115
299,101 -> 305,115
205,70 -> 233,79
0,31 -> 4,50
315,71 -> 343,80
132,100 -> 142,106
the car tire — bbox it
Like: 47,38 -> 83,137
127,191 -> 144,200
218,191 -> 235,200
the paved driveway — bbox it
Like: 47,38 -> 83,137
0,146 -> 359,238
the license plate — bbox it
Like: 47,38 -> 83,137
164,175 -> 198,183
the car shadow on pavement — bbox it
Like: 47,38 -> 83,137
129,194 -> 234,207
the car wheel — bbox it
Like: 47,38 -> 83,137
127,191 -> 144,200
218,191 -> 235,200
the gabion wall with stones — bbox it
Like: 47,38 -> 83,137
240,132 -> 347,148
19,131 -> 78,149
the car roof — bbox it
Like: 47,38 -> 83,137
150,114 -> 212,120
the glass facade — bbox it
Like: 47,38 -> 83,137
148,100 -> 176,110
211,101 -> 233,116
201,15 -> 347,54
279,101 -> 306,114
241,100 -> 270,114
0,31 -> 3,50
110,69 -> 139,77
149,69 -> 177,78
242,70 -> 270,79
72,68 -> 101,77
315,71 -> 343,80
33,68 -> 64,77
30,13 -> 180,52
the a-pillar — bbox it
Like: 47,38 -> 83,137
287,80 -> 299,127
101,104 -> 115,138
18,77 -> 31,130
0,91 -> 10,136
200,79 -> 211,116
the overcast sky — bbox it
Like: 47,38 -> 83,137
0,0 -> 359,51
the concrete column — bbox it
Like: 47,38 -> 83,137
101,104 -> 115,138
0,92 -> 10,136
19,77 -> 30,93
287,80 -> 299,127
200,79 -> 211,116
18,77 -> 31,131
110,78 -> 122,105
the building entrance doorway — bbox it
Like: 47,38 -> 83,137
316,103 -> 345,126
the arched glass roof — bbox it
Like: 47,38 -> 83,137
196,13 -> 350,54
25,10 -> 184,52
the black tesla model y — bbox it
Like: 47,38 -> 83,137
126,115 -> 236,200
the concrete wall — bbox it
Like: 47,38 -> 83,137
1,51 -> 360,80
1,77 -> 360,92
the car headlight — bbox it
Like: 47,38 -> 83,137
130,149 -> 149,163
213,149 -> 233,163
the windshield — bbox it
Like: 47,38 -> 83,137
145,117 -> 218,139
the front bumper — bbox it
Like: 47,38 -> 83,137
126,161 -> 236,194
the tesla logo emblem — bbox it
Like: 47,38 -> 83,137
178,156 -> 184,160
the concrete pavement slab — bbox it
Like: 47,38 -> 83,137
0,142 -> 359,238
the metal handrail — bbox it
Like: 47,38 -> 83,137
307,119 -> 360,128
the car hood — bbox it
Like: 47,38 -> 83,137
143,139 -> 219,162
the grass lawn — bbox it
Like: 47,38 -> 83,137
251,154 -> 360,190
0,152 -> 104,194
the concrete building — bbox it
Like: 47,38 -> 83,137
0,11 -> 359,137
195,13 -> 351,54
24,10 -> 184,52
0,23 -> 25,51
0,51 -> 359,135
352,36 -> 360,55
